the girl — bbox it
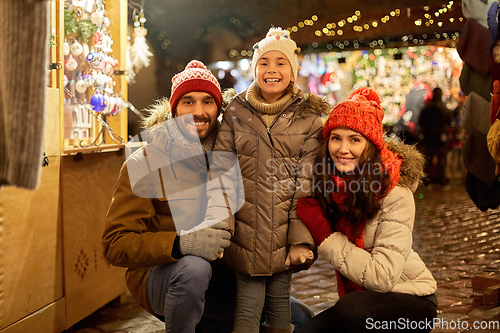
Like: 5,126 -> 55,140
297,88 -> 438,333
214,27 -> 330,333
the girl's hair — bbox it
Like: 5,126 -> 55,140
311,139 -> 394,233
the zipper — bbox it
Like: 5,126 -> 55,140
267,127 -> 274,146
234,95 -> 293,148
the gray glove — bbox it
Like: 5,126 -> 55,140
179,227 -> 231,261
209,221 -> 229,230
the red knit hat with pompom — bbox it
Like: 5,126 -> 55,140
324,88 -> 402,188
323,88 -> 385,150
170,60 -> 222,116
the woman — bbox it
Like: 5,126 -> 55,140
297,88 -> 438,333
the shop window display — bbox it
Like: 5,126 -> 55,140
63,0 -> 125,148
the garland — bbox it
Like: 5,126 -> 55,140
64,9 -> 97,43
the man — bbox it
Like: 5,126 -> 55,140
102,60 -> 312,333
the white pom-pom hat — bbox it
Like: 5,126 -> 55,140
252,27 -> 300,81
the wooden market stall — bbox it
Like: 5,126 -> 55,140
0,1 -> 129,332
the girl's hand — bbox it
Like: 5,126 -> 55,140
285,244 -> 314,267
297,197 -> 333,246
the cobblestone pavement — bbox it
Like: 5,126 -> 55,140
64,181 -> 500,333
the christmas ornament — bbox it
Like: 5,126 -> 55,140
115,97 -> 124,115
90,11 -> 103,27
64,75 -> 68,87
90,93 -> 106,112
64,41 -> 70,56
75,79 -> 88,93
88,52 -> 104,68
82,43 -> 90,58
93,73 -> 107,89
65,55 -> 78,71
71,41 -> 83,56
104,56 -> 115,75
101,34 -> 113,53
104,95 -> 116,114
94,31 -> 102,44
130,13 -> 152,72
102,17 -> 110,29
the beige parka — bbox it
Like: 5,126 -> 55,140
318,140 -> 438,296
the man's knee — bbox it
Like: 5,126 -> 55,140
172,256 -> 212,292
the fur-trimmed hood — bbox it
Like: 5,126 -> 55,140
386,137 -> 425,192
223,88 -> 331,118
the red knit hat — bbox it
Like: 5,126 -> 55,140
324,88 -> 402,188
323,88 -> 385,149
169,60 -> 222,116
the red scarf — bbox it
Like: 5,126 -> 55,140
331,175 -> 365,297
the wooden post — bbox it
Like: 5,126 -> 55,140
105,0 -> 128,143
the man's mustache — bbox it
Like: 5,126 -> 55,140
192,117 -> 211,123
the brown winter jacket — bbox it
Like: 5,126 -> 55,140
102,98 -> 232,316
217,89 -> 331,276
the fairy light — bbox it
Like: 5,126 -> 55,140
234,1 -> 463,59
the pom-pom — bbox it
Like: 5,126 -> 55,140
348,88 -> 381,105
266,27 -> 288,39
185,60 -> 207,70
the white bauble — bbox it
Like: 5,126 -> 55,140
82,44 -> 90,58
90,11 -> 103,26
75,79 -> 88,93
64,41 -> 70,56
71,41 -> 83,56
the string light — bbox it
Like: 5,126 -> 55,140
227,1 -> 463,60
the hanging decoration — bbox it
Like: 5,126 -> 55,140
130,14 -> 152,70
127,0 -> 153,83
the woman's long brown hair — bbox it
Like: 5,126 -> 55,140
311,140 -> 394,234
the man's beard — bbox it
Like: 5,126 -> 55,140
196,116 -> 217,143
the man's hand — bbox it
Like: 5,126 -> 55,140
179,227 -> 231,261
285,244 -> 314,267
209,220 -> 229,230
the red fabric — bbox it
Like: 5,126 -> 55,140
334,215 -> 365,298
169,60 -> 222,116
297,198 -> 333,246
331,175 -> 347,206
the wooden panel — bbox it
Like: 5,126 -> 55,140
0,157 -> 63,329
61,151 -> 127,328
472,275 -> 500,292
0,298 -> 66,333
45,88 -> 61,157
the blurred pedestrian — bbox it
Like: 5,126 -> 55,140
418,87 -> 452,186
